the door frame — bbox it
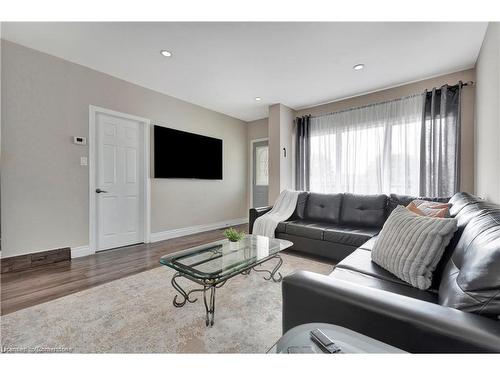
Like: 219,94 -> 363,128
249,137 -> 269,208
88,105 -> 151,254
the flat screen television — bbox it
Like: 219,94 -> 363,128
153,125 -> 223,179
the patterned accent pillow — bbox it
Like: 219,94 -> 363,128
371,206 -> 458,290
407,199 -> 451,218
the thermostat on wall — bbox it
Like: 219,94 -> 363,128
73,136 -> 87,145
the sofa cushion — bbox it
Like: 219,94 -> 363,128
323,226 -> 379,247
277,232 -> 357,262
340,193 -> 387,228
284,220 -> 328,240
432,198 -> 498,290
358,236 -> 378,251
443,201 -> 494,256
448,192 -> 483,217
372,206 -> 458,290
336,249 -> 438,293
329,267 -> 438,303
290,192 -> 310,220
304,193 -> 343,223
439,208 -> 500,318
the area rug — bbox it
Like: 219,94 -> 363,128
1,253 -> 332,353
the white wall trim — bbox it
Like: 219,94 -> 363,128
72,217 -> 247,257
88,105 -> 151,254
71,245 -> 92,258
249,137 -> 269,208
150,218 -> 248,243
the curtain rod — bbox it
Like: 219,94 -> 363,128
305,81 -> 474,119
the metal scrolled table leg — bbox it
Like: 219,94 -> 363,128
203,285 -> 216,327
252,254 -> 283,282
171,272 -> 204,307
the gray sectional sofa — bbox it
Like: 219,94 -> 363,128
249,191 -> 447,262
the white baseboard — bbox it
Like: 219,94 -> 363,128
150,217 -> 248,243
71,245 -> 94,258
71,218 -> 248,257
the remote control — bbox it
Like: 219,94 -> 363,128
310,329 -> 342,353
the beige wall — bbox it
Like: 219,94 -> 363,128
295,69 -> 477,194
1,40 -> 248,257
279,104 -> 294,193
268,104 -> 281,203
267,104 -> 294,204
475,22 -> 500,204
246,118 -> 268,208
247,118 -> 268,140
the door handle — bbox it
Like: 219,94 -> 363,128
96,188 -> 108,193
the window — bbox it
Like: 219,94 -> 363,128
309,94 -> 424,195
255,145 -> 269,186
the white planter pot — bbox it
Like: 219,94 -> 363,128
228,241 -> 239,250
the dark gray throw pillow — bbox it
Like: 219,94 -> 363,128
372,206 -> 458,290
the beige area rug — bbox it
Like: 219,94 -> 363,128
1,253 -> 332,353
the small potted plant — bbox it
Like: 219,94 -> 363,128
224,228 -> 245,250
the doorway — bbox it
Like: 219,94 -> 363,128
251,139 -> 269,208
89,106 -> 151,252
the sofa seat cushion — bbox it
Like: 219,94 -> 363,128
335,249 -> 440,292
340,193 -> 387,228
323,226 -> 379,247
283,220 -> 333,240
358,236 -> 378,251
305,193 -> 343,223
329,267 -> 438,303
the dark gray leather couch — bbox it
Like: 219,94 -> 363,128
249,192 -> 446,262
280,192 -> 500,353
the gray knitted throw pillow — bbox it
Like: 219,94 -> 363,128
372,205 -> 458,290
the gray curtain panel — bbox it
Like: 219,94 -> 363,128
295,115 -> 311,191
420,83 -> 462,197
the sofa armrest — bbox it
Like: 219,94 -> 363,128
282,270 -> 500,353
248,206 -> 273,234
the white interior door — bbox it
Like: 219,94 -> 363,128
95,113 -> 144,251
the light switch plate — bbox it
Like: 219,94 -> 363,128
80,156 -> 88,166
73,136 -> 87,145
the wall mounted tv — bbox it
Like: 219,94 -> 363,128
153,125 -> 223,179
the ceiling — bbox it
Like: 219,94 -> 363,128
1,22 -> 488,122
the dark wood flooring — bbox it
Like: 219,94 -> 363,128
1,224 -> 248,316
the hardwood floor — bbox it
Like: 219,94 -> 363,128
1,224 -> 248,316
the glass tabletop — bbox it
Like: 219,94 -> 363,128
160,234 -> 293,280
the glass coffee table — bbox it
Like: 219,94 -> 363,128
160,234 -> 292,327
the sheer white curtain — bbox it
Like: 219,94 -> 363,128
309,94 -> 424,195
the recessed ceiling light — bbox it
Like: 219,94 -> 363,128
255,97 -> 262,101
353,64 -> 365,71
160,50 -> 173,57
